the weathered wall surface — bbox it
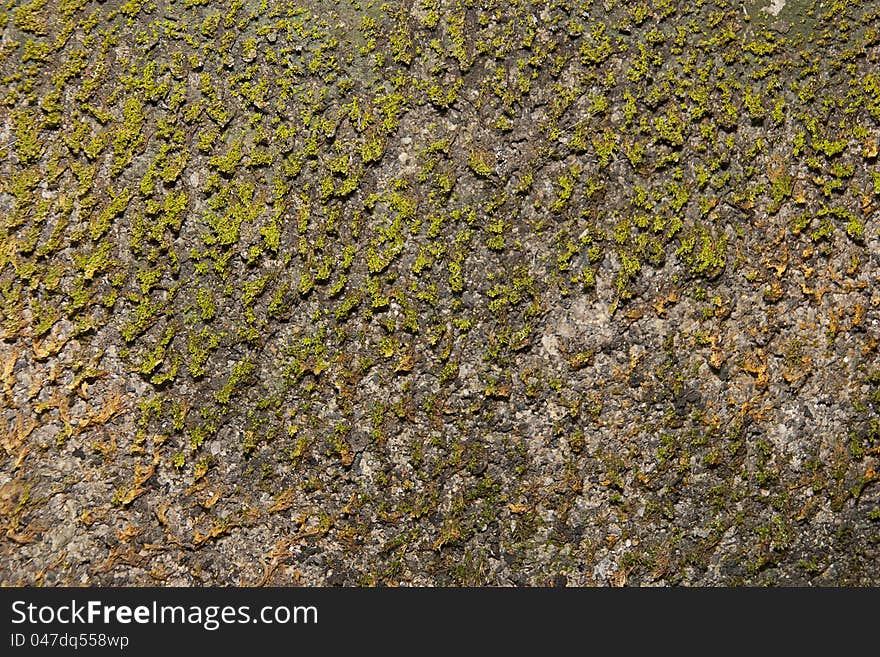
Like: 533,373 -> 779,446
1,0 -> 878,585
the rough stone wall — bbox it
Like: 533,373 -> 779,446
1,0 -> 878,585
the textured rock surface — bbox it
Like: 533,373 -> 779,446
1,0 -> 879,586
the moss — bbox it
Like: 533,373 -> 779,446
677,226 -> 727,279
3,0 -> 879,586
216,358 -> 255,405
74,241 -> 117,283
91,187 -> 133,240
195,288 -> 216,321
11,109 -> 43,164
467,150 -> 494,178
654,110 -> 685,147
